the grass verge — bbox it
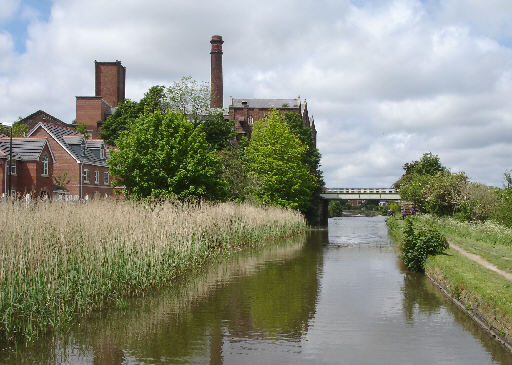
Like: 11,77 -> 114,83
0,199 -> 306,343
387,216 -> 512,344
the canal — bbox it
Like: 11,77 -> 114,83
2,216 -> 511,364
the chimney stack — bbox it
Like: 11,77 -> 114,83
95,60 -> 126,107
210,35 -> 224,109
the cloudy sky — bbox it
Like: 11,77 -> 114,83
1,0 -> 511,187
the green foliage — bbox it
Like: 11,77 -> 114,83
328,200 -> 346,217
198,114 -> 236,150
75,123 -> 89,138
52,172 -> 71,190
284,112 -> 324,222
108,111 -> 227,201
401,218 -> 449,272
455,183 -> 497,222
245,110 -> 317,213
494,186 -> 512,228
218,147 -> 255,202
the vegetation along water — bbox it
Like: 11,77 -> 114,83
0,199 -> 306,343
388,152 -> 512,349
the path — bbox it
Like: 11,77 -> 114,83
450,242 -> 512,282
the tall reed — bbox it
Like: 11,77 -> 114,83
0,199 -> 305,343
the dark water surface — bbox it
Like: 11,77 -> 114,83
2,216 -> 511,364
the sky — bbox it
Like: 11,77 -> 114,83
0,0 -> 511,188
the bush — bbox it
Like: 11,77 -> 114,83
401,218 -> 449,272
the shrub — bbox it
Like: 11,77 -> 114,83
401,218 -> 449,272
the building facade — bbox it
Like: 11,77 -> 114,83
28,122 -> 112,198
0,137 -> 55,197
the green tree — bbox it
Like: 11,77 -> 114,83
100,86 -> 167,146
108,111 -> 227,201
245,110 -> 317,213
75,123 -> 89,138
284,112 -> 324,223
395,152 -> 447,189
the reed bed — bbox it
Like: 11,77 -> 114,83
0,199 -> 306,343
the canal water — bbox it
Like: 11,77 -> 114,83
2,216 -> 511,364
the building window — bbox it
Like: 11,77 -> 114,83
104,171 -> 109,185
10,189 -> 16,198
100,145 -> 105,159
94,170 -> 99,184
42,155 -> 49,176
248,115 -> 254,126
9,160 -> 16,175
83,169 -> 89,183
81,139 -> 86,156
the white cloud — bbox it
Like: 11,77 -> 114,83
0,0 -> 20,23
0,0 -> 511,186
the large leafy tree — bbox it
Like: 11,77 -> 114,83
284,112 -> 324,222
245,110 -> 317,213
100,79 -> 234,149
108,111 -> 227,201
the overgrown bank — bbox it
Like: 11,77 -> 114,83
387,216 -> 512,348
0,199 -> 306,343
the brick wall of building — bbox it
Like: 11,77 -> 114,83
229,107 -> 301,136
75,97 -> 110,139
95,61 -> 125,107
30,127 -> 82,196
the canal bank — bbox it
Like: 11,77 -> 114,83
387,215 -> 512,354
3,216 -> 511,364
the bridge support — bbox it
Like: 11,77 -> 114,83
318,199 -> 329,226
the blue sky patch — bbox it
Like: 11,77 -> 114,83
2,0 -> 52,53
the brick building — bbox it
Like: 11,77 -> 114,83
208,35 -> 317,143
76,61 -> 126,139
226,97 -> 316,141
28,122 -> 112,198
0,137 -> 55,197
19,110 -> 72,132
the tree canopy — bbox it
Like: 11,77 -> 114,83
245,110 -> 318,213
108,111 -> 227,201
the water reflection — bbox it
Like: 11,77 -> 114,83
2,218 -> 512,364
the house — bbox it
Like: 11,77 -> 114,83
28,122 -> 112,198
0,137 -> 55,197
19,110 -> 72,132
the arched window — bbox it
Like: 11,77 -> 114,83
42,155 -> 49,176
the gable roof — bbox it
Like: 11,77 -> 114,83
20,110 -> 72,131
0,137 -> 55,161
27,122 -> 108,167
230,98 -> 300,109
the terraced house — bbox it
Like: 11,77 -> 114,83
0,137 -> 55,197
28,122 -> 112,198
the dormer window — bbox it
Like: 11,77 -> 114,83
100,145 -> 105,159
80,139 -> 86,156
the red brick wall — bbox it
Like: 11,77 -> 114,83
81,164 -> 113,198
210,36 -> 223,109
228,107 -> 301,136
76,97 -> 109,139
14,144 -> 54,197
31,127 -> 82,197
95,62 -> 125,108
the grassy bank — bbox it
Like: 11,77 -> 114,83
0,199 -> 306,343
387,216 -> 512,343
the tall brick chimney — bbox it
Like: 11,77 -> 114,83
210,35 -> 224,109
95,60 -> 126,107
